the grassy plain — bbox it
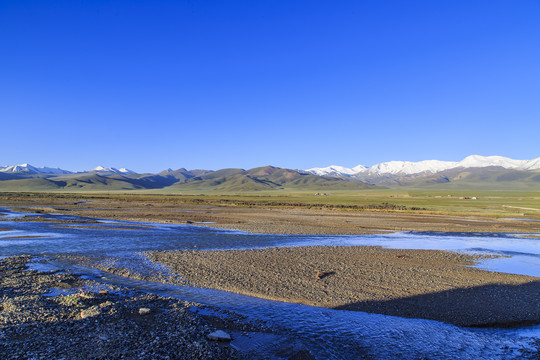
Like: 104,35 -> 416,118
2,188 -> 539,220
152,188 -> 525,217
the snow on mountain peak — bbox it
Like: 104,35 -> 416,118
366,159 -> 459,175
352,165 -> 368,172
307,155 -> 540,177
91,166 -> 135,174
306,165 -> 362,177
0,164 -> 72,174
118,168 -> 134,174
457,155 -> 524,169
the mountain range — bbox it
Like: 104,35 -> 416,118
1,155 -> 539,191
0,165 -> 374,192
0,164 -> 73,175
0,164 -> 135,175
306,155 -> 540,189
307,155 -> 540,176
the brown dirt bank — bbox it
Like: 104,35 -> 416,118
2,195 -> 540,235
149,246 -> 540,327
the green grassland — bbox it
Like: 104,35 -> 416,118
2,189 -> 539,219
161,190 -> 540,218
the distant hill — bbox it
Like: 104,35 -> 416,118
2,157 -> 538,192
399,167 -> 540,190
164,166 -> 373,192
0,174 -> 146,191
0,165 -> 376,192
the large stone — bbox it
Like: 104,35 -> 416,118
138,307 -> 151,315
207,330 -> 232,341
79,305 -> 101,319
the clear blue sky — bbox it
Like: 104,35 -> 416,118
1,1 -> 539,172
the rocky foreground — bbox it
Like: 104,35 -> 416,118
149,246 -> 540,327
0,256 -> 276,360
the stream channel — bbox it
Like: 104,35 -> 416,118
0,207 -> 539,359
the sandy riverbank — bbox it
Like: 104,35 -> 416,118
149,246 -> 540,327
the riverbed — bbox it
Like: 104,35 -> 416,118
1,207 -> 539,359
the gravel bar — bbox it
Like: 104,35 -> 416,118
0,256 -> 274,360
149,246 -> 540,327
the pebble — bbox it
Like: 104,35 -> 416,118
207,330 -> 232,342
139,307 -> 151,315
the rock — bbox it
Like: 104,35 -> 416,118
78,292 -> 95,299
80,306 -> 101,319
207,330 -> 231,342
139,307 -> 151,315
99,301 -> 113,308
315,271 -> 334,280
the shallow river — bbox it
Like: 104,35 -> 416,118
1,208 -> 539,359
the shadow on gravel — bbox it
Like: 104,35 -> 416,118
333,281 -> 540,327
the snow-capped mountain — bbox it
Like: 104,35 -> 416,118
307,165 -> 367,177
457,155 -> 540,171
307,155 -> 540,177
0,163 -> 72,174
365,160 -> 456,176
91,166 -> 136,174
